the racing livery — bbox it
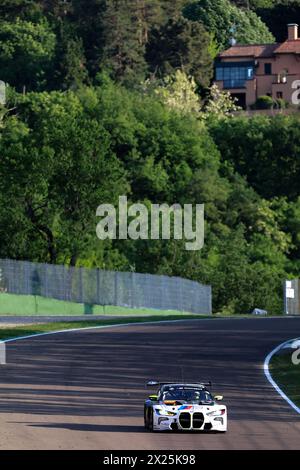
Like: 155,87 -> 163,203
144,381 -> 227,432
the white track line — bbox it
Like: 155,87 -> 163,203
2,317 -> 300,416
1,315 -> 296,345
0,320 -> 186,346
264,338 -> 300,415
3,317 -> 247,345
1,319 -> 205,344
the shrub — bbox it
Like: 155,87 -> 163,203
252,95 -> 275,110
275,98 -> 289,110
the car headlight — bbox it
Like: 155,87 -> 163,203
207,409 -> 226,417
155,409 -> 177,417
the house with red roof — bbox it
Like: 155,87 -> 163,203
215,24 -> 300,109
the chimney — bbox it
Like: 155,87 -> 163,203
288,23 -> 298,41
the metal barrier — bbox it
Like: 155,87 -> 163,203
0,259 -> 212,315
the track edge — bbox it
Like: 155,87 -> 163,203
264,337 -> 300,415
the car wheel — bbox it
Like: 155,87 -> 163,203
144,407 -> 149,429
148,409 -> 154,432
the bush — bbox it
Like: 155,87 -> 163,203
252,95 -> 275,110
275,98 -> 289,110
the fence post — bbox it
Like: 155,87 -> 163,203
284,280 -> 289,315
44,263 -> 48,298
177,277 -> 183,313
114,272 -> 118,307
25,261 -> 30,295
79,267 -> 83,302
97,268 -> 100,304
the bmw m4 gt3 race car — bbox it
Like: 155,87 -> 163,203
144,381 -> 227,432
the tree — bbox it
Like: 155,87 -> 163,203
133,0 -> 164,45
257,1 -> 300,42
208,114 -> 300,200
100,0 -> 148,84
0,0 -> 43,20
214,229 -> 286,314
283,196 -> 300,261
145,70 -> 201,115
52,23 -> 89,90
231,0 -> 275,8
183,0 -> 275,50
160,0 -> 190,20
0,0 -> 298,317
0,89 -> 127,265
71,0 -> 106,77
40,0 -> 73,18
146,17 -> 214,88
203,84 -> 241,118
0,19 -> 56,91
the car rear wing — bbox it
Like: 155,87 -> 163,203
146,380 -> 212,388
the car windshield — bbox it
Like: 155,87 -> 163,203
160,387 -> 213,404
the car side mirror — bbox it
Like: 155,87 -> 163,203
214,395 -> 224,401
149,395 -> 158,401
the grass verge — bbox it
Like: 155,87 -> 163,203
0,315 -> 211,341
0,293 -> 202,317
270,354 -> 300,408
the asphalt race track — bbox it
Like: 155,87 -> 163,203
0,317 -> 300,450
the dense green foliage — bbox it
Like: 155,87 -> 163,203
0,1 -> 299,315
257,1 -> 300,42
0,0 -> 279,91
146,17 -> 213,88
230,0 -> 300,43
0,19 -> 56,90
1,81 -> 299,314
183,0 -> 275,49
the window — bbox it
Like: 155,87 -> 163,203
216,68 -> 223,81
264,63 -> 272,75
276,91 -> 283,99
247,68 -> 254,79
215,62 -> 254,89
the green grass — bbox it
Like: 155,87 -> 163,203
0,293 -> 199,317
0,293 -> 280,318
270,354 -> 300,407
0,315 -> 211,341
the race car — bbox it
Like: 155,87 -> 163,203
144,381 -> 227,432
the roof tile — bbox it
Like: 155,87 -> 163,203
275,40 -> 300,53
219,44 -> 279,58
218,41 -> 300,58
